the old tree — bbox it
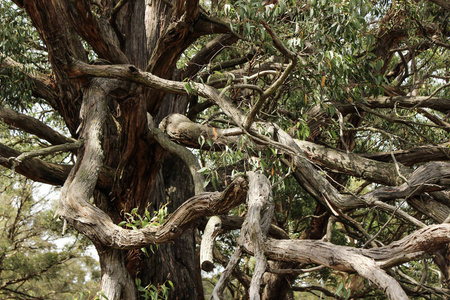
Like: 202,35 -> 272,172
1,0 -> 449,298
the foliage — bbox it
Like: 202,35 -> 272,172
118,204 -> 170,230
136,278 -> 173,300
0,175 -> 100,300
118,204 -> 170,256
0,1 -> 47,110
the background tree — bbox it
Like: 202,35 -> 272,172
0,174 -> 100,300
0,0 -> 449,299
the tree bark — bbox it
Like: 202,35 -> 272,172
97,246 -> 137,300
140,155 -> 200,300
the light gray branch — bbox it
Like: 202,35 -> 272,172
148,113 -> 205,194
10,141 -> 82,165
200,216 -> 222,271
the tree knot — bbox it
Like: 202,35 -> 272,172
128,65 -> 138,74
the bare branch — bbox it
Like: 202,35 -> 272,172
54,87 -> 246,289
417,108 -> 450,132
363,143 -> 450,165
242,172 -> 273,300
0,142 -> 113,190
212,246 -> 251,288
243,21 -> 298,129
245,60 -> 296,129
147,113 -> 205,194
200,216 -> 222,271
63,0 -> 128,64
160,113 -> 242,150
161,113 -> 415,186
264,225 -> 450,273
261,21 -> 296,60
10,141 -> 82,165
264,223 -> 450,300
362,96 -> 450,113
68,60 -> 450,211
292,285 -> 345,300
212,247 -> 243,300
68,59 -> 189,94
181,33 -> 239,79
0,106 -> 74,145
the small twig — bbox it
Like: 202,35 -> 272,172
411,82 -> 450,109
337,110 -> 350,154
110,0 -> 130,47
112,0 -> 131,16
272,169 -> 293,188
245,61 -> 295,130
260,21 -> 296,60
295,211 -> 328,224
62,219 -> 67,236
243,21 -> 297,130
359,103 -> 448,130
323,216 -> 336,242
396,267 -> 450,298
371,200 -> 425,228
389,136 -> 409,184
363,198 -> 407,248
160,0 -> 174,8
417,108 -> 450,132
338,211 -> 378,248
354,181 -> 371,195
244,70 -> 278,80
418,259 -> 427,291
292,285 -> 346,300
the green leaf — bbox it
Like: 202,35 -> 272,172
203,178 -> 211,188
97,291 -> 109,300
197,167 -> 208,173
336,282 -> 344,295
245,22 -> 251,35
184,82 -> 193,95
141,247 -> 149,257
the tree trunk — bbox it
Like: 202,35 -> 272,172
97,245 -> 138,300
88,1 -> 203,297
133,155 -> 200,299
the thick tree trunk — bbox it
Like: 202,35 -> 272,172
98,84 -> 200,299
85,1 -> 203,297
93,90 -> 200,299
136,155 -> 200,300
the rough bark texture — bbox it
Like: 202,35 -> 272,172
143,155 -> 199,300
